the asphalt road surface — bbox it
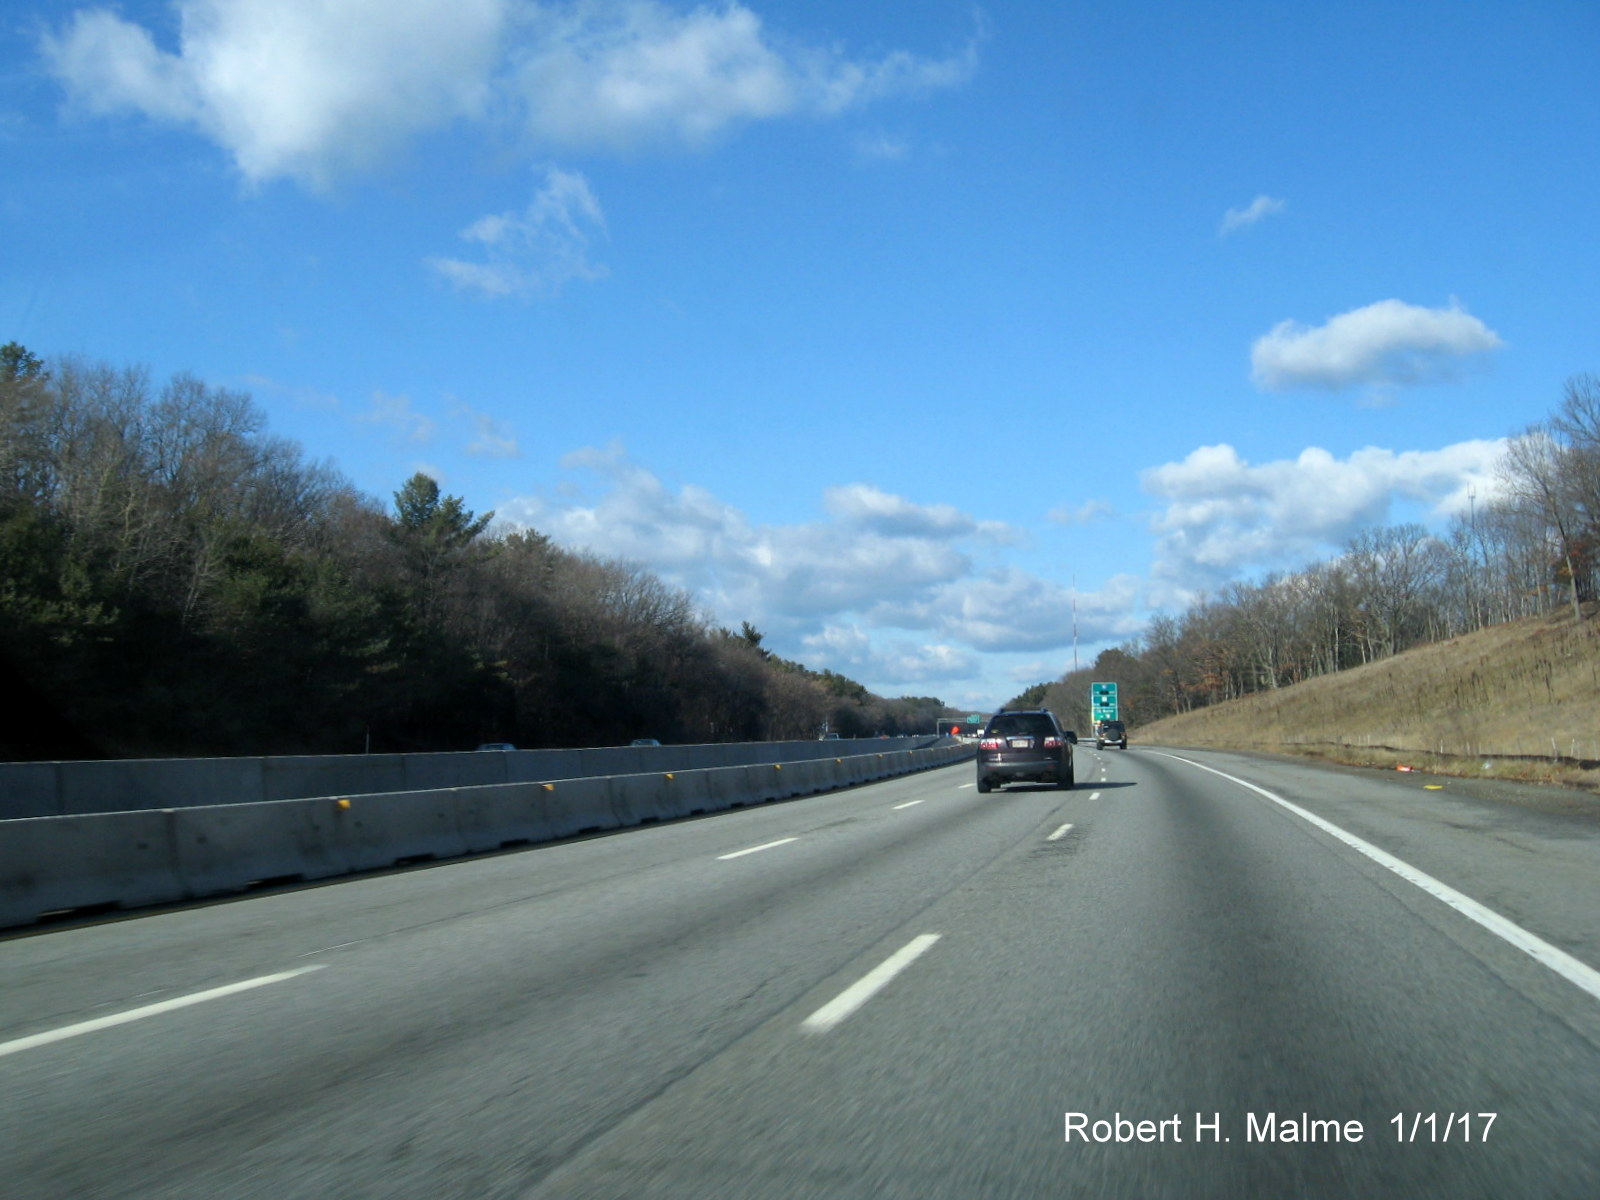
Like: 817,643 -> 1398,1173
4,747 -> 1600,1198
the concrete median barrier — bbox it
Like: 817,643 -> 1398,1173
750,763 -> 788,803
819,757 -> 850,791
173,798 -> 350,895
265,755 -> 408,805
61,758 -> 263,815
0,738 -> 939,819
783,758 -> 828,797
608,773 -> 675,825
505,749 -> 586,786
0,809 -> 181,927
697,764 -> 761,811
534,777 -> 620,839
1,763 -> 63,819
406,752 -> 509,789
0,742 -> 973,928
455,777 -> 616,851
334,790 -> 471,871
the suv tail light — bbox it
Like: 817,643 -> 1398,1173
1043,736 -> 1063,749
979,737 -> 1003,751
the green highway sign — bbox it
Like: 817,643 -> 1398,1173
1091,681 -> 1119,722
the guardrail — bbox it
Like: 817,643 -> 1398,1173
0,742 -> 973,930
0,738 -> 939,819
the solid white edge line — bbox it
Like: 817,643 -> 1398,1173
892,800 -> 924,810
716,837 -> 799,860
801,934 -> 942,1033
0,966 -> 327,1059
1153,751 -> 1600,1005
1047,823 -> 1074,841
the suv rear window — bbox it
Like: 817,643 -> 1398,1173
987,713 -> 1056,738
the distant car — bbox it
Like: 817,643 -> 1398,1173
820,732 -> 842,740
976,709 -> 1074,793
630,738 -> 662,747
475,742 -> 516,752
1095,720 -> 1128,750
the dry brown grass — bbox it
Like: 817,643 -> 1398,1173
1135,608 -> 1600,794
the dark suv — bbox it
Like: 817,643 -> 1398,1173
976,709 -> 1074,792
1095,720 -> 1127,750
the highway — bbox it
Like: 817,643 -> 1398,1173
4,747 -> 1600,1198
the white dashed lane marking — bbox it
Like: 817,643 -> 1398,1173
0,967 -> 326,1060
717,837 -> 799,861
801,935 -> 942,1033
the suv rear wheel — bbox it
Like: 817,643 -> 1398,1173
976,777 -> 992,794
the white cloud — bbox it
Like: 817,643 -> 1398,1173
239,372 -> 340,411
509,3 -> 978,150
853,130 -> 909,162
1251,299 -> 1504,392
1219,194 -> 1285,235
43,0 -> 507,188
800,626 -> 978,686
823,482 -> 1016,542
493,445 -> 1087,692
428,166 -> 607,298
360,391 -> 437,444
505,448 -> 975,620
1046,499 -> 1113,526
907,569 -> 1078,652
448,398 -> 521,458
1141,439 -> 1508,593
873,571 -> 1144,654
43,0 -> 976,186
508,2 -> 794,149
352,390 -> 522,457
43,8 -> 203,124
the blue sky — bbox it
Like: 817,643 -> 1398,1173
5,0 -> 1596,710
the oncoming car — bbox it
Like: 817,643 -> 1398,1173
976,709 -> 1074,793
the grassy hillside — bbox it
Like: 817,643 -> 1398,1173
1135,607 -> 1600,794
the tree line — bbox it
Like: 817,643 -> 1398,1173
1016,374 -> 1600,730
0,346 -> 951,760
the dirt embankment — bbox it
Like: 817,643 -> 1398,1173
1135,609 -> 1600,794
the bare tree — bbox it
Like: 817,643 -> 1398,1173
1500,428 -> 1585,623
